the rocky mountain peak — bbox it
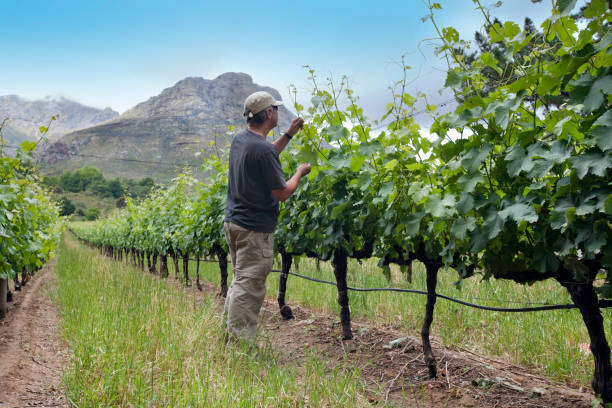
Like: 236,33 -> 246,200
121,73 -> 291,124
0,95 -> 119,144
39,73 -> 295,181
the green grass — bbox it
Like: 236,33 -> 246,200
53,234 -> 371,407
188,253 -> 610,387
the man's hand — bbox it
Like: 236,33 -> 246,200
271,162 -> 312,202
273,117 -> 304,154
287,117 -> 305,137
298,162 -> 311,177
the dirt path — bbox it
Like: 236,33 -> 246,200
0,260 -> 67,408
195,278 -> 595,408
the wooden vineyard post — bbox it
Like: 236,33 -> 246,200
421,261 -> 440,378
160,255 -> 169,278
170,251 -> 179,279
332,250 -> 352,340
150,253 -> 158,274
561,276 -> 612,401
182,253 -> 190,286
277,251 -> 294,319
0,278 -> 7,318
215,246 -> 228,297
146,252 -> 152,273
195,253 -> 202,291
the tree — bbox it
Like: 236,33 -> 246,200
74,167 -> 104,191
107,179 -> 124,198
58,197 -> 75,216
85,207 -> 100,221
59,171 -> 80,192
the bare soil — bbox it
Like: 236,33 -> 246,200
198,278 -> 595,407
0,261 -> 67,408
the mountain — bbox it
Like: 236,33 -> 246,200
0,95 -> 119,146
39,73 -> 295,182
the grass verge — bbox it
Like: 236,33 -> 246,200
54,234 -> 370,407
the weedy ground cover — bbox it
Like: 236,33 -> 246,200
54,234 -> 369,407
191,255 -> 611,387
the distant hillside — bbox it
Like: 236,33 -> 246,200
0,95 -> 119,145
39,73 -> 295,182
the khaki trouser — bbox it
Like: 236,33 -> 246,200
223,221 -> 274,344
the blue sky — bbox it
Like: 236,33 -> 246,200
2,0 -> 557,121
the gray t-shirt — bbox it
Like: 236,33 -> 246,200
225,129 -> 287,232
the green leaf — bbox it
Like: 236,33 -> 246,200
377,181 -> 394,201
355,172 -> 372,191
470,229 -> 489,252
408,182 -> 430,203
323,126 -> 348,142
589,127 -> 612,151
350,155 -> 366,172
551,196 -> 575,230
328,153 -> 351,169
558,0 -> 578,16
605,195 -> 612,215
450,216 -> 476,241
594,31 -> 612,52
502,21 -> 520,39
457,192 -> 474,214
330,202 -> 349,219
537,74 -> 558,95
491,98 -> 514,130
358,141 -> 383,156
499,203 -> 538,224
19,140 -> 37,152
480,52 -> 502,75
505,146 -> 533,176
297,149 -> 319,164
425,196 -> 450,217
442,26 -> 459,43
311,95 -> 326,107
489,23 -> 504,43
462,144 -> 492,173
584,76 -> 612,114
403,211 -> 425,237
571,152 -> 611,179
445,70 -> 463,89
457,173 -> 484,193
533,248 -> 560,273
584,0 -> 608,18
478,207 -> 504,242
384,158 -> 398,171
405,162 -> 424,171
585,230 -> 607,254
593,109 -> 612,127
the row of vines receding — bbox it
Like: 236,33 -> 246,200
0,120 -> 62,318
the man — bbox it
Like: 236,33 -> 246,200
224,91 -> 311,345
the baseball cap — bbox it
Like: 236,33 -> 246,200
243,91 -> 283,118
